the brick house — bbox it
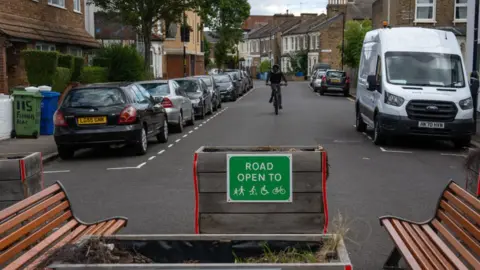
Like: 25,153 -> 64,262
372,0 -> 467,59
163,11 -> 204,79
238,16 -> 273,69
0,0 -> 100,94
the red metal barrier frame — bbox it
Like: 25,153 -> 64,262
322,151 -> 329,233
193,152 -> 200,234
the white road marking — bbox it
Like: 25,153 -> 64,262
367,136 -> 372,140
194,127 -> 199,130
199,124 -> 203,127
175,139 -> 181,143
202,121 -> 206,124
353,125 -> 357,128
168,144 -> 174,148
380,147 -> 412,154
148,156 -> 156,161
136,162 -> 147,168
362,132 -> 367,136
333,140 -> 362,143
362,157 -> 370,160
158,150 -> 165,155
347,97 -> 355,102
440,153 -> 467,157
183,134 -> 188,138
43,170 -> 70,174
189,130 -> 193,134
107,167 -> 138,170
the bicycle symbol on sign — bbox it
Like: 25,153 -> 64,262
272,186 -> 286,195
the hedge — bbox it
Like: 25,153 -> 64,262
71,56 -> 84,82
21,50 -> 59,86
58,54 -> 74,70
52,67 -> 72,92
79,66 -> 108,84
92,57 -> 109,67
95,45 -> 145,81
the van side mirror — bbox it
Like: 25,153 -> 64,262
367,75 -> 377,91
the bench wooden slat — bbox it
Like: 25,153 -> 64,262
392,219 -> 433,269
5,219 -> 78,270
0,184 -> 61,221
103,220 -> 127,236
422,224 -> 469,270
449,183 -> 480,211
444,191 -> 480,225
411,224 -> 454,270
71,224 -> 98,242
440,200 -> 480,240
24,224 -> 87,270
0,192 -> 66,234
94,220 -> 116,236
437,210 -> 480,256
87,222 -> 107,235
402,222 -> 445,270
431,219 -> 480,269
0,211 -> 72,266
0,201 -> 69,250
382,219 -> 422,270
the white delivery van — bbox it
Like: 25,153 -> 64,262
355,27 -> 475,148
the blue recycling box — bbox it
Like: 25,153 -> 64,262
40,91 -> 60,135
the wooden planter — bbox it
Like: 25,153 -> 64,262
193,146 -> 328,234
48,234 -> 352,269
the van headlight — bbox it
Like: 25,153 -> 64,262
459,97 -> 473,110
384,92 -> 405,107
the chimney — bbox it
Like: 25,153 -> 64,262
326,0 -> 347,19
273,13 -> 294,25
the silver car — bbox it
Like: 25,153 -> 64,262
138,80 -> 195,133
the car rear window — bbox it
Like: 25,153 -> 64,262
214,75 -> 231,83
200,77 -> 212,86
62,88 -> 126,108
176,80 -> 200,92
327,71 -> 345,78
141,83 -> 170,96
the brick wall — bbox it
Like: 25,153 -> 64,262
318,17 -> 344,70
0,0 -> 86,29
6,42 -> 29,90
372,0 -> 386,29
0,37 -> 7,94
195,55 -> 205,75
326,2 -> 347,19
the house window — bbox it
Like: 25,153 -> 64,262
454,0 -> 467,21
67,47 -> 82,57
316,36 -> 320,49
48,0 -> 65,8
304,36 -> 307,49
73,0 -> 81,12
310,35 -> 314,49
415,0 -> 435,21
36,43 -> 56,52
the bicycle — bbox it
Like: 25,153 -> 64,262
266,82 -> 287,115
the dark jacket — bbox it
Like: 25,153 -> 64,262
266,70 -> 287,84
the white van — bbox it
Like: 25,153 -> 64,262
355,27 -> 475,148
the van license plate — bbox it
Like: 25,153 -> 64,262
418,121 -> 445,129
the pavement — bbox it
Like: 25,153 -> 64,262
3,81 -> 472,269
0,135 -> 58,162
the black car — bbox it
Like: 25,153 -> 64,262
54,82 -> 168,159
318,70 -> 350,97
174,77 -> 214,119
213,74 -> 237,101
221,71 -> 243,96
194,75 -> 221,110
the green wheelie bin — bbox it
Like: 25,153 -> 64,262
12,90 -> 43,138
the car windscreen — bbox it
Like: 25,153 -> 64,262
199,77 -> 212,87
327,71 -> 345,78
214,75 -> 231,83
385,51 -> 465,88
62,88 -> 126,108
140,83 -> 170,96
175,80 -> 200,92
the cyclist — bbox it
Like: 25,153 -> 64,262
266,64 -> 287,109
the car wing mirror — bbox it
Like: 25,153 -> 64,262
367,75 -> 377,91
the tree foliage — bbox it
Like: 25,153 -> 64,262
341,20 -> 372,68
288,50 -> 308,74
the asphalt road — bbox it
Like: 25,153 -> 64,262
43,81 -> 468,269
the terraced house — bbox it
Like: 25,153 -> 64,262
372,0 -> 467,58
0,0 -> 99,94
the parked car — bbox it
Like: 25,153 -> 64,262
223,70 -> 246,95
138,80 -> 195,133
213,74 -> 237,101
311,70 -> 326,92
318,70 -> 350,97
242,70 -> 253,90
54,82 -> 168,159
174,77 -> 213,119
194,75 -> 221,110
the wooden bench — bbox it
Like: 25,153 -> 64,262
0,181 -> 128,270
379,181 -> 480,270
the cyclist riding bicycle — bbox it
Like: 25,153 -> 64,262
266,64 -> 287,109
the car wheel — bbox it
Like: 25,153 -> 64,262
174,114 -> 184,133
207,102 -> 213,115
134,127 -> 148,155
213,100 -> 218,112
355,109 -> 367,133
373,117 -> 386,146
186,109 -> 195,126
218,100 -> 222,108
453,136 -> 471,149
199,106 -> 206,119
156,119 -> 168,143
231,93 -> 237,101
58,146 -> 75,160
319,89 -> 325,96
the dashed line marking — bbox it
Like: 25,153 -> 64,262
148,156 -> 156,161
43,170 -> 70,174
347,97 -> 355,102
168,144 -> 174,148
202,121 -> 207,124
194,127 -> 199,130
137,162 -> 147,168
440,153 -> 467,157
158,150 -> 165,155
380,147 -> 412,154
107,167 -> 138,170
199,124 -> 203,127
367,136 -> 372,140
189,130 -> 193,134
183,134 -> 188,138
175,139 -> 181,143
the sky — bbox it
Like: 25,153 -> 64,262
248,0 -> 328,16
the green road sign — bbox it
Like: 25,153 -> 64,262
227,154 -> 292,202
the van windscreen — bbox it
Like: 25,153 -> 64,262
385,52 -> 465,88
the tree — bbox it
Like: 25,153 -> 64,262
92,0 -> 194,70
340,20 -> 372,68
203,35 -> 211,68
288,50 -> 308,74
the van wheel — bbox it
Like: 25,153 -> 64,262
355,110 -> 367,132
453,136 -> 471,149
373,118 -> 386,146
